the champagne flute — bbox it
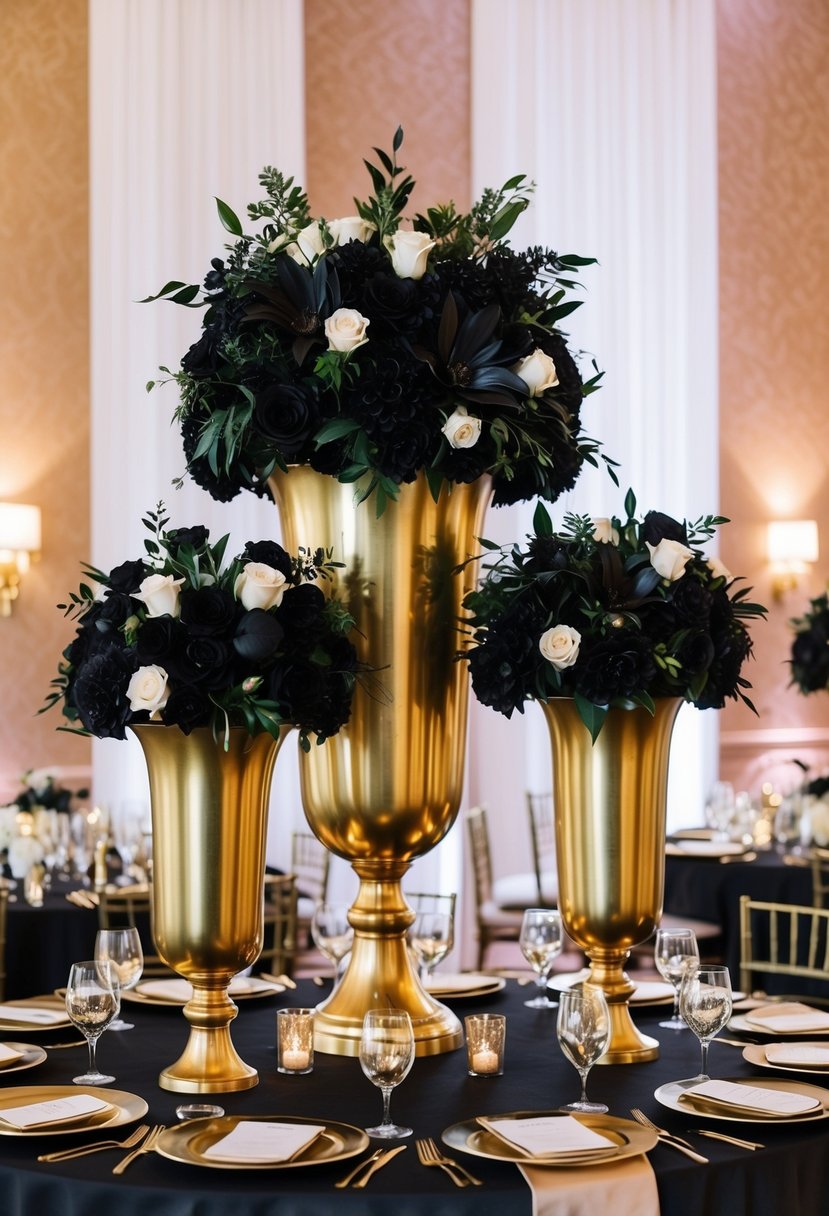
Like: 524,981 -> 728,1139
310,903 -> 354,986
359,1008 -> 415,1138
95,928 -> 143,1031
409,910 -> 453,983
556,986 -> 610,1113
679,963 -> 733,1080
519,908 -> 563,1008
654,927 -> 699,1030
65,960 -> 119,1085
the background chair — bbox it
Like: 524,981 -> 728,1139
291,831 -> 330,947
97,886 -> 173,977
739,894 -> 829,1003
259,873 -> 299,978
465,806 -> 526,970
0,884 -> 8,1003
810,851 -> 829,909
526,791 -> 558,907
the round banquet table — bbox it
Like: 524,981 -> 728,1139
4,886 -> 99,999
0,980 -> 828,1215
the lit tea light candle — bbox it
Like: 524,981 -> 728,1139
282,1046 -> 311,1071
471,1048 -> 500,1074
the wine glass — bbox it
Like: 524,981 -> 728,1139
359,1009 -> 415,1138
679,963 -> 733,1080
95,928 -> 143,1031
556,986 -> 610,1113
519,908 -> 563,1008
310,903 -> 354,986
704,781 -> 736,840
654,927 -> 699,1030
65,960 -> 119,1084
409,910 -> 453,983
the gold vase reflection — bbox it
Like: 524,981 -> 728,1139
540,698 -> 682,1063
131,724 -> 285,1091
269,467 -> 490,1057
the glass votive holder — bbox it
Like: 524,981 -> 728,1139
465,1013 -> 505,1077
277,1007 -> 315,1074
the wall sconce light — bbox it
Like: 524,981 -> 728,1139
767,519 -> 819,600
0,503 -> 42,617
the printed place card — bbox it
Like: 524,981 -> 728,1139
203,1120 -> 327,1163
0,1094 -> 111,1129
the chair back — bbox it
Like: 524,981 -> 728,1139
810,852 -> 829,909
0,884 -> 8,1003
259,874 -> 299,977
407,891 -> 457,950
466,806 -> 494,910
526,791 -> 556,906
739,895 -> 829,1000
291,832 -> 330,906
97,886 -> 171,976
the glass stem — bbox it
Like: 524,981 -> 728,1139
579,1068 -> 589,1105
700,1039 -> 710,1079
87,1034 -> 98,1076
381,1085 -> 393,1128
672,986 -> 681,1022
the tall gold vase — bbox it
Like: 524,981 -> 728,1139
540,697 -> 682,1063
268,467 -> 490,1057
131,724 -> 285,1091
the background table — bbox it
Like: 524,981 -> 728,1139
5,887 -> 98,999
0,979 -> 828,1214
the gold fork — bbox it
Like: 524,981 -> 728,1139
38,1123 -> 151,1163
416,1137 -> 482,1186
629,1109 -> 708,1163
112,1124 -> 165,1174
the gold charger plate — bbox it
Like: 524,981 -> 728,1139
122,977 -> 286,1007
549,971 -> 674,1007
0,997 -> 72,1034
654,1076 -> 829,1124
425,974 -> 506,1001
729,1013 -> 829,1038
0,1043 -> 47,1077
442,1110 -> 657,1167
155,1114 -> 369,1170
743,1043 -> 829,1076
0,1086 -> 148,1137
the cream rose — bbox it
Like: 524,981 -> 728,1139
133,573 -> 185,618
646,538 -> 694,582
512,348 -> 559,397
705,554 -> 733,583
441,405 -> 482,449
127,665 -> 170,716
324,307 -> 370,353
592,517 -> 620,545
293,220 -> 327,263
539,624 -> 581,670
385,229 -> 435,280
234,562 -> 288,611
329,216 -> 376,246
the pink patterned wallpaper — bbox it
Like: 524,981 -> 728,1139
717,0 -> 829,790
0,0 -> 91,799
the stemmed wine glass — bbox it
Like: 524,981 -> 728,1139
556,986 -> 610,1113
654,927 -> 699,1030
311,903 -> 354,986
519,908 -> 563,1008
95,928 -> 144,1031
359,1009 -> 415,1139
65,960 -> 119,1085
409,910 -> 453,983
679,963 -> 733,1081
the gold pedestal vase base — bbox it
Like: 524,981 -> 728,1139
158,988 -> 257,1093
587,954 -> 658,1065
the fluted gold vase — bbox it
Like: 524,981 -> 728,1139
269,467 -> 490,1057
131,724 -> 285,1091
540,697 -> 682,1063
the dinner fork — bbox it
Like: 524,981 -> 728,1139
629,1109 -> 708,1163
416,1138 -> 483,1186
111,1124 -> 165,1174
38,1123 -> 151,1163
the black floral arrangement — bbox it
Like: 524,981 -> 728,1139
146,128 -> 611,514
790,592 -> 829,695
460,490 -> 767,739
11,770 -> 88,814
41,507 -> 361,750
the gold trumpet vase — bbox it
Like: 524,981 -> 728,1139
131,723 -> 285,1091
269,466 -> 490,1057
540,697 -> 682,1063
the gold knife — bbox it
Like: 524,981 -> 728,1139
692,1129 -> 765,1151
352,1144 -> 407,1188
334,1148 -> 386,1188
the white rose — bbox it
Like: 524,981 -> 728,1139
8,835 -> 44,879
441,405 -> 482,449
385,229 -> 435,280
0,806 -> 18,850
293,220 -> 327,263
234,562 -> 288,611
705,554 -> 733,583
127,665 -> 170,716
329,216 -> 376,246
539,624 -> 582,670
324,307 -> 370,354
592,517 -> 620,545
133,573 -> 185,618
810,800 -> 829,847
266,232 -> 292,255
24,768 -> 54,794
646,538 -> 694,582
512,348 -> 559,396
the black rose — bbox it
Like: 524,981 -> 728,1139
361,273 -> 427,336
182,637 -> 234,690
641,511 -> 688,547
254,383 -> 318,457
242,541 -> 292,579
267,658 -> 325,720
136,616 -> 184,666
276,584 -> 326,639
677,631 -> 716,678
92,592 -> 135,634
107,559 -> 148,595
575,634 -> 657,705
668,570 -> 712,626
165,525 -> 209,552
72,644 -> 137,740
181,331 -> 222,378
233,609 -> 285,662
161,684 -> 212,734
791,629 -> 829,693
180,586 -> 237,637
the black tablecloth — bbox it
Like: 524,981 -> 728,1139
5,887 -> 99,999
0,980 -> 828,1215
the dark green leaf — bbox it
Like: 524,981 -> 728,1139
215,197 -> 244,236
392,125 -> 404,152
574,694 -> 608,743
533,500 -> 554,537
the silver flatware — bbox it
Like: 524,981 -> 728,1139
38,1123 -> 151,1162
630,1108 -> 708,1163
692,1128 -> 764,1151
111,1124 -> 164,1174
351,1143 -> 407,1188
416,1137 -> 482,1186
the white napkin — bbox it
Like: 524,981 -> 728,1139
137,976 -> 273,1002
202,1120 -> 326,1163
480,1115 -> 614,1158
675,840 -> 746,856
745,1003 -> 829,1033
0,1044 -> 25,1067
519,1159 -> 660,1216
0,1005 -> 66,1025
426,973 -> 490,995
0,1094 -> 111,1129
550,972 -> 672,1004
765,1043 -> 829,1068
679,1078 -> 820,1115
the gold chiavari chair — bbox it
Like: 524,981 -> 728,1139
525,791 -> 558,907
739,895 -> 829,1003
465,807 -> 525,971
291,831 -> 331,947
0,884 -> 8,1003
809,850 -> 829,909
97,886 -> 173,977
260,873 -> 299,977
